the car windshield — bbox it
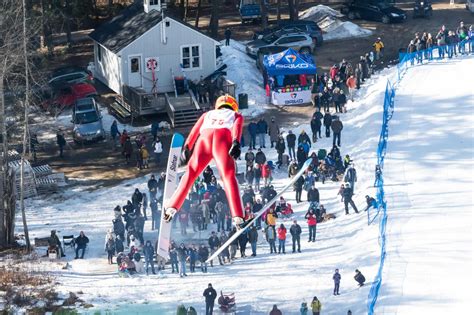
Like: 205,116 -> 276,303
262,34 -> 277,44
74,111 -> 99,124
241,0 -> 258,4
376,2 -> 391,9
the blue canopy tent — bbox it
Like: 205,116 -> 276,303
263,48 -> 317,105
263,48 -> 317,76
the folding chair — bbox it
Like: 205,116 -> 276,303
63,235 -> 75,253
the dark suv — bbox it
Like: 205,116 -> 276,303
341,1 -> 406,23
254,20 -> 324,46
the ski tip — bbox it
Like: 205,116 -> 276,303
171,133 -> 185,148
303,158 -> 313,169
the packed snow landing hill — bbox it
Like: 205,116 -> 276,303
376,56 -> 473,313
15,57 -> 472,314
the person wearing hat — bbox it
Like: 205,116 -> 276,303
373,37 -> 384,60
342,182 -> 359,215
354,269 -> 366,286
203,283 -> 217,315
163,95 -> 246,228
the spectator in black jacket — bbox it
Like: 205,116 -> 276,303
147,175 -> 158,200
310,115 -> 322,143
131,188 -> 143,212
354,269 -> 366,286
275,135 -> 286,169
248,225 -> 259,256
290,220 -> 302,253
320,87 -> 331,112
331,116 -> 343,147
143,240 -> 156,275
75,231 -> 89,259
286,130 -> 297,160
298,130 -> 311,145
323,110 -> 332,138
203,283 -> 218,315
343,182 -> 359,214
208,232 -> 222,267
255,148 -> 266,166
296,145 -> 307,169
56,131 -> 66,158
198,245 -> 209,273
307,185 -> 320,204
294,175 -> 305,203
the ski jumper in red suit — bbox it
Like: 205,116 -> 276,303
167,108 -> 244,219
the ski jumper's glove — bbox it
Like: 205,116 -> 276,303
180,145 -> 191,166
163,208 -> 177,223
229,140 -> 241,160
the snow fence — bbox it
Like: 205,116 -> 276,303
366,38 -> 474,315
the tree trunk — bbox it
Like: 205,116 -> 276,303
179,0 -> 185,19
277,0 -> 281,22
195,0 -> 202,28
0,66 -> 7,247
288,0 -> 295,21
183,0 -> 189,22
260,0 -> 268,29
21,0 -> 31,252
64,0 -> 73,49
209,0 -> 220,39
294,0 -> 300,21
41,0 -> 53,56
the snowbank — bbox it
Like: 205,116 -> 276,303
299,4 -> 343,21
299,4 -> 372,41
322,18 -> 373,41
219,40 -> 268,116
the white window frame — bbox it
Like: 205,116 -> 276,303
180,44 -> 202,71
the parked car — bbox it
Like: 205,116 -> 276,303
254,20 -> 324,46
341,0 -> 407,24
40,82 -> 97,111
246,32 -> 315,57
72,97 -> 105,143
467,0 -> 474,13
49,66 -> 94,87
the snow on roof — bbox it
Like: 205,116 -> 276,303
219,40 -> 268,117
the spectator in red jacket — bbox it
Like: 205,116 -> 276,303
305,209 -> 317,242
262,162 -> 272,187
277,223 -> 287,254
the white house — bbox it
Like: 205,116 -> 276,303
89,0 -> 220,95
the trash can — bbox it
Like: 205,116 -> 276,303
174,76 -> 185,95
238,93 -> 248,109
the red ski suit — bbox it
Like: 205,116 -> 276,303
167,108 -> 244,219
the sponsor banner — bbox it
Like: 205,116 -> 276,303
271,90 -> 312,106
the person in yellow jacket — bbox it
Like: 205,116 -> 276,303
311,296 -> 322,315
373,37 -> 384,60
140,145 -> 150,169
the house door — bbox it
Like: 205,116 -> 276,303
128,56 -> 142,87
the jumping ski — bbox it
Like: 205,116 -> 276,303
156,133 -> 184,260
206,158 -> 313,263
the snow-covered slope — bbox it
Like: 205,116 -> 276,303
377,57 -> 473,314
16,65 -> 398,314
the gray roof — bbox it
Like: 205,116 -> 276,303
89,4 -> 217,54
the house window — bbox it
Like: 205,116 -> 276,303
149,0 -> 159,5
181,45 -> 201,70
130,57 -> 140,73
97,44 -> 102,62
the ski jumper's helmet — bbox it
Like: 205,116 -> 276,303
215,94 -> 238,112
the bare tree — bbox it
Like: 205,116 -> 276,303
209,0 -> 221,38
195,0 -> 202,28
20,0 -> 32,252
260,0 -> 268,29
276,0 -> 281,21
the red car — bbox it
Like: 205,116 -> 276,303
41,82 -> 97,111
